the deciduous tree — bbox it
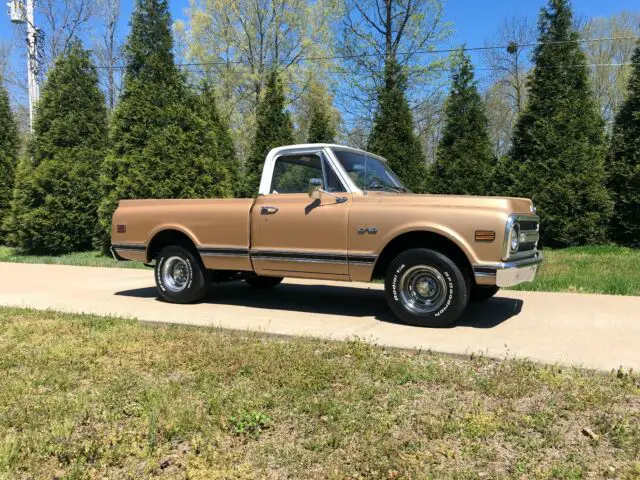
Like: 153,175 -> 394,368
582,12 -> 640,128
177,0 -> 336,158
39,0 -> 97,70
481,15 -> 534,157
94,0 -> 123,111
339,0 -> 451,120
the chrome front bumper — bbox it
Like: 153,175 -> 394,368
473,252 -> 543,288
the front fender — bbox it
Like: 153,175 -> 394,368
374,222 -> 479,265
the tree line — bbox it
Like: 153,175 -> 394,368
0,0 -> 638,255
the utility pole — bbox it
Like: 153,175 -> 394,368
8,0 -> 40,132
25,0 -> 39,132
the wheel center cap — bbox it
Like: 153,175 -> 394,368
174,266 -> 186,282
416,280 -> 434,297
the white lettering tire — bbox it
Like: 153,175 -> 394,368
155,245 -> 209,304
384,248 -> 469,328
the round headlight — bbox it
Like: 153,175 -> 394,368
509,223 -> 520,253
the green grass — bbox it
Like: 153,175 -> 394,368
1,245 -> 639,296
0,246 -> 145,269
510,246 -> 640,296
1,308 -> 639,479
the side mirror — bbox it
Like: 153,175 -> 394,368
308,178 -> 323,199
308,177 -> 348,204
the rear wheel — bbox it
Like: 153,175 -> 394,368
470,285 -> 500,302
384,248 -> 469,328
245,276 -> 284,289
155,245 -> 209,303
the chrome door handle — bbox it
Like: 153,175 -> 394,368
261,206 -> 279,215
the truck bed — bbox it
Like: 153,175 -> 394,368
112,198 -> 255,270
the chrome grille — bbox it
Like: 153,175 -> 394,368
519,220 -> 539,232
504,214 -> 540,260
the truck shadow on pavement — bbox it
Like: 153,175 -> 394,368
115,282 -> 523,329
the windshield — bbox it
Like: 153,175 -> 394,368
332,149 -> 409,193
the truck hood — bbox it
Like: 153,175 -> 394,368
368,192 -> 534,215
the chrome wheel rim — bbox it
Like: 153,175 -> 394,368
398,265 -> 448,314
162,256 -> 190,293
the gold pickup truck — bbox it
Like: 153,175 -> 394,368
111,144 -> 542,327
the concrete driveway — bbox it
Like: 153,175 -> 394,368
0,262 -> 638,371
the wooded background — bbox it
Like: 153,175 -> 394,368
0,0 -> 638,254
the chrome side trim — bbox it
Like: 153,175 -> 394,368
114,244 -> 378,266
348,254 -> 377,265
198,247 -> 250,257
251,250 -> 377,266
112,243 -> 146,252
255,255 -> 347,264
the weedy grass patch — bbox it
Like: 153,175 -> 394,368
0,246 -> 145,269
510,246 -> 640,296
0,307 -> 638,479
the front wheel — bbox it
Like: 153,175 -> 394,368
384,248 -> 469,328
155,245 -> 210,304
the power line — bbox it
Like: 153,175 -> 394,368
96,62 -> 640,74
95,35 -> 640,70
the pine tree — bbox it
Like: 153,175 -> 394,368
199,82 -> 237,196
306,81 -> 336,143
508,0 -> 612,246
308,104 -> 336,144
0,82 -> 19,242
97,0 -> 230,251
242,70 -> 294,196
431,51 -> 495,195
3,42 -> 107,254
368,60 -> 427,193
608,39 -> 640,246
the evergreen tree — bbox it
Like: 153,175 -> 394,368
431,51 -> 495,195
242,70 -> 294,196
368,60 -> 427,193
608,39 -> 640,246
0,82 -> 19,241
3,42 -> 107,254
306,81 -> 336,143
507,0 -> 611,246
199,82 -> 237,196
97,0 -> 230,251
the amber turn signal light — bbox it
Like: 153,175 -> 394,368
475,230 -> 495,242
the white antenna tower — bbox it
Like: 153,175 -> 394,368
8,0 -> 40,133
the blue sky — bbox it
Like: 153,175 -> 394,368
446,0 -> 638,47
3,0 -> 638,56
155,0 -> 640,50
1,0 -> 638,103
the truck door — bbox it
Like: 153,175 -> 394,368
250,151 -> 351,279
